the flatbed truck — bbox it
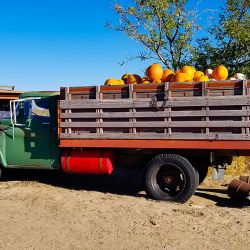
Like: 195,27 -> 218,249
0,80 -> 250,202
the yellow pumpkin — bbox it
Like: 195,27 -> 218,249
197,75 -> 209,82
180,65 -> 196,79
194,71 -> 204,81
127,74 -> 142,84
105,79 -> 119,85
121,73 -> 131,84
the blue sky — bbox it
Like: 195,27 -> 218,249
0,0 -> 223,91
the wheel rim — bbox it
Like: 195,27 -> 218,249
152,163 -> 187,198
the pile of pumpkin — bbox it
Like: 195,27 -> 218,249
104,63 -> 246,85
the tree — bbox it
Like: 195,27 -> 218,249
108,0 -> 201,70
110,0 -> 250,76
194,0 -> 250,76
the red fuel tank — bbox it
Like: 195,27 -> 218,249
61,149 -> 115,174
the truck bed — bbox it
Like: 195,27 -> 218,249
58,80 -> 250,149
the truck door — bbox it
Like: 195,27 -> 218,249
5,98 -> 52,168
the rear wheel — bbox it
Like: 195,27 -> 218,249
145,154 -> 199,203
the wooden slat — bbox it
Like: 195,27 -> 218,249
59,96 -> 250,109
60,121 -> 249,128
60,109 -> 248,119
60,133 -> 250,140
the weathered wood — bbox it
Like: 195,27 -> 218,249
60,110 -> 248,119
60,120 -> 249,128
59,81 -> 250,144
59,95 -> 250,109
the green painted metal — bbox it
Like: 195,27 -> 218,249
20,91 -> 59,99
0,94 -> 60,169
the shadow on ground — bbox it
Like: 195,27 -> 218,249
0,168 -> 146,197
195,188 -> 250,208
1,168 -> 249,207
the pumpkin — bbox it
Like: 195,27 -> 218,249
180,65 -> 196,79
212,65 -> 228,80
175,73 -> 193,82
174,69 -> 181,75
141,77 -> 151,84
117,79 -> 125,85
127,74 -> 142,84
146,63 -> 163,82
104,79 -> 119,85
193,71 -> 204,81
197,75 -> 209,82
161,69 -> 174,82
122,73 -> 131,84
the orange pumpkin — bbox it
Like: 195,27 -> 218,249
146,63 -> 163,82
161,69 -> 174,82
212,65 -> 228,80
175,69 -> 181,75
126,74 -> 142,84
175,73 -> 192,82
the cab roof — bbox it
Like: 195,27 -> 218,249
20,91 -> 60,99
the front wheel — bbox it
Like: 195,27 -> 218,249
145,154 -> 199,203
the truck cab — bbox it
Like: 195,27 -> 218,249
0,92 -> 60,169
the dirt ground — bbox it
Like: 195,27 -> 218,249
0,169 -> 249,250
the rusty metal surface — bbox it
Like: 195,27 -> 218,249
227,178 -> 250,199
239,175 -> 250,184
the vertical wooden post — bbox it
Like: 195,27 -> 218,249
242,80 -> 249,135
65,87 -> 72,134
164,82 -> 170,134
96,86 -> 103,134
129,84 -> 137,134
202,82 -> 209,135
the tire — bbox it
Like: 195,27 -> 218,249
145,154 -> 199,203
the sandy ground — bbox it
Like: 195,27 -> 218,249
0,169 -> 249,250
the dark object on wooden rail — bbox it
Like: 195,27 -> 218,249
58,80 -> 250,149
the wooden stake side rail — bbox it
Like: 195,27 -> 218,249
58,80 -> 250,149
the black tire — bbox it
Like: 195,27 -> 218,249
145,154 -> 199,203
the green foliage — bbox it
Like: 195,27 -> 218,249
194,0 -> 250,76
108,0 -> 199,70
109,0 -> 250,75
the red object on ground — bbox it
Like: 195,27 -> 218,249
61,149 -> 115,174
227,178 -> 250,199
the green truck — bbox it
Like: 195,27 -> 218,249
0,81 -> 249,202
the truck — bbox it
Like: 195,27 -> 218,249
0,80 -> 249,203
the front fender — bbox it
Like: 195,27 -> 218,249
0,131 -> 7,168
